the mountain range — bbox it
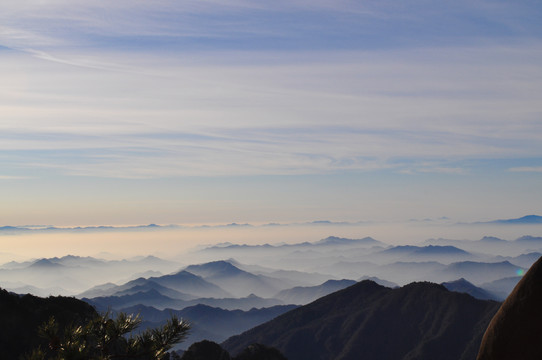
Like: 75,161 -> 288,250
118,303 -> 298,346
223,280 -> 501,360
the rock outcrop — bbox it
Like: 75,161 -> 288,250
477,256 -> 542,359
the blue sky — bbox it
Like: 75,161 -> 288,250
1,0 -> 542,226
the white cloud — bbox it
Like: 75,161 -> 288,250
508,166 -> 542,173
1,23 -> 542,178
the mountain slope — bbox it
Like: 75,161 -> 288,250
223,280 -> 500,360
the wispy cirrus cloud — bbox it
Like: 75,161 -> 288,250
1,0 -> 541,54
1,0 -> 542,181
2,42 -> 542,179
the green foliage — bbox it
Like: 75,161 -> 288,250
27,311 -> 190,360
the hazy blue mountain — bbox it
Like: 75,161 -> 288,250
380,245 -> 468,256
0,260 -> 32,270
223,281 -> 501,360
274,279 -> 357,305
86,289 -> 285,312
202,236 -> 385,252
488,215 -> 542,224
479,236 -> 507,243
29,258 -> 66,269
376,261 -> 447,285
112,280 -> 195,300
85,289 -> 184,310
119,303 -> 298,348
256,269 -> 334,287
420,237 -> 516,256
442,261 -> 523,285
183,261 -> 289,297
0,226 -> 30,233
495,252 -> 542,268
480,276 -> 522,300
83,270 -> 231,299
4,284 -> 69,297
0,254 -> 182,296
77,282 -> 119,298
49,255 -> 107,267
375,245 -> 473,263
514,235 -> 542,244
441,278 -> 499,301
313,236 -> 383,247
358,276 -> 399,288
149,270 -> 232,298
187,294 -> 285,311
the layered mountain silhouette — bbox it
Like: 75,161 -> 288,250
375,245 -> 472,262
441,278 -> 499,300
479,276 -> 521,300
442,261 -> 521,284
0,254 -> 180,295
274,279 -> 356,305
487,215 -> 542,224
86,291 -> 285,312
183,261 -> 289,297
477,256 -> 542,359
223,280 -> 500,360
119,303 -> 297,346
83,270 -> 231,300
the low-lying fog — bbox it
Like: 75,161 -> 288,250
1,221 -> 542,298
3,221 -> 542,261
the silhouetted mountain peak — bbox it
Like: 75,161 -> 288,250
441,278 -> 499,301
224,280 -> 500,360
29,259 -> 65,268
492,215 -> 542,224
515,235 -> 542,243
479,236 -> 505,243
381,245 -> 469,256
184,261 -> 243,277
315,236 -> 380,246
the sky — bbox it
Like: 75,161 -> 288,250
1,0 -> 542,230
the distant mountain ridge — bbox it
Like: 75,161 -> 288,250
204,236 -> 385,251
475,215 -> 542,225
118,303 -> 298,347
183,261 -> 289,297
441,278 -> 499,300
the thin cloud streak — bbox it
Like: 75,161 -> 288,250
2,43 -> 542,178
509,167 -> 542,173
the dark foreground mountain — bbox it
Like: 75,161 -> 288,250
223,280 -> 501,360
180,340 -> 287,360
477,256 -> 542,359
0,288 -> 97,359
